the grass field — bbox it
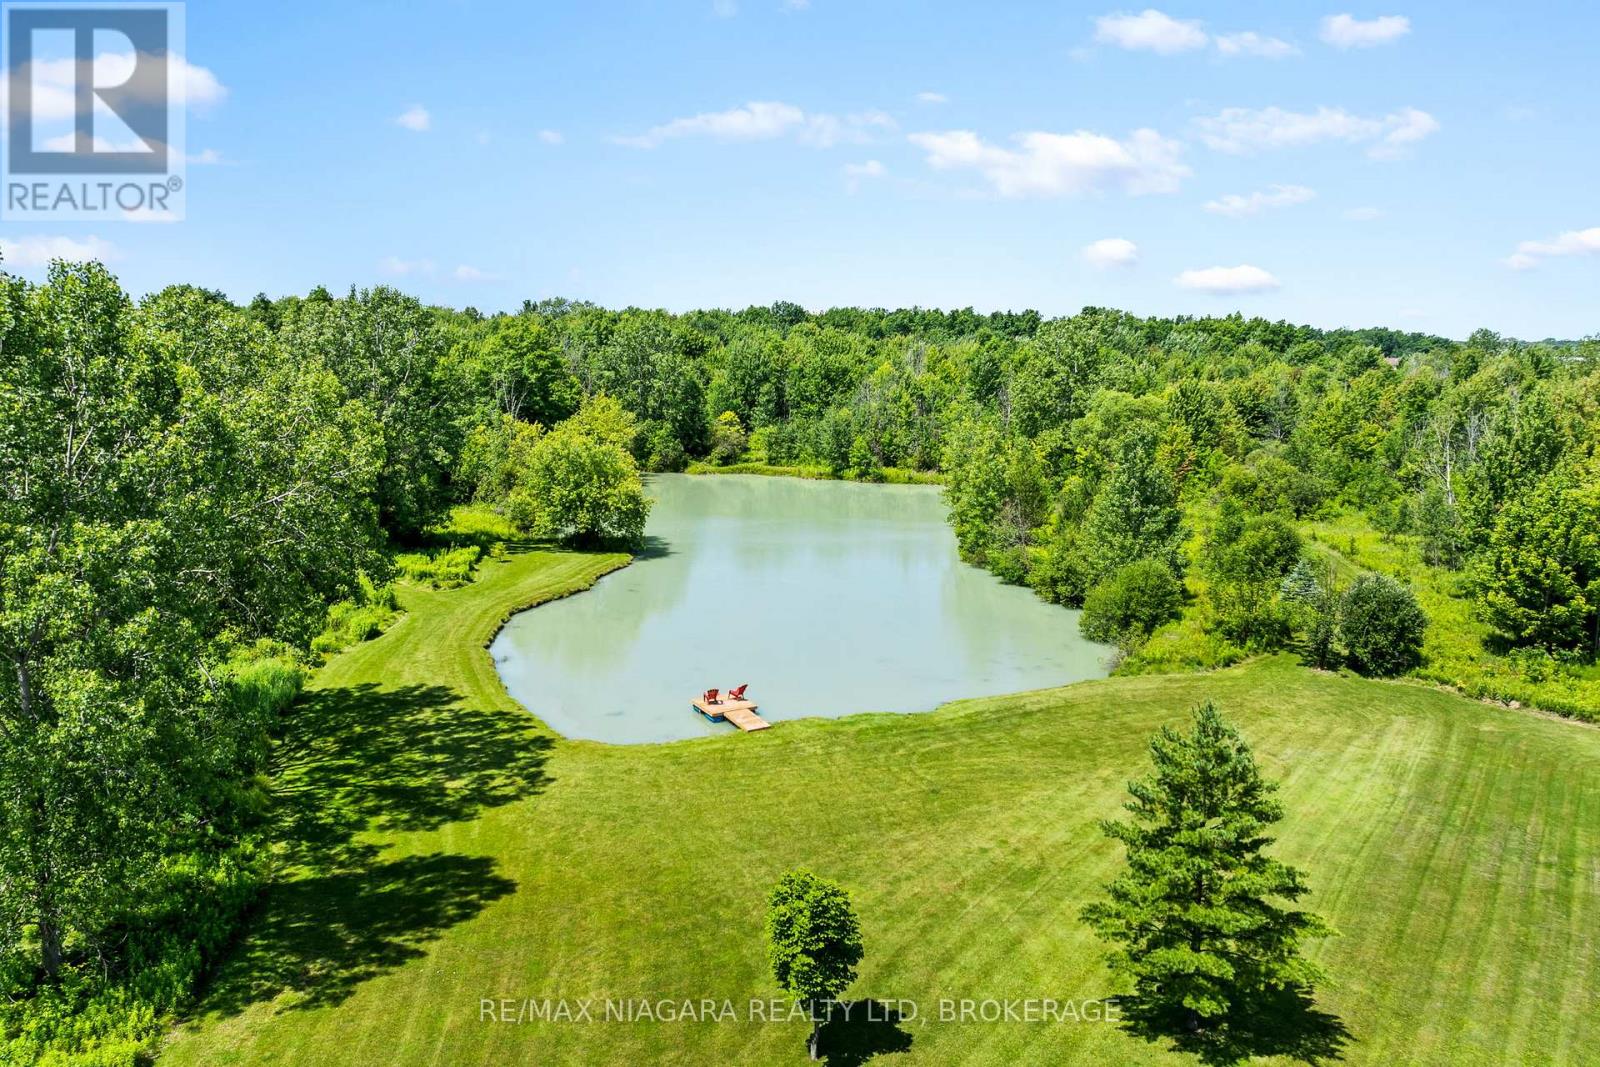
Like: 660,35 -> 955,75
161,546 -> 1600,1065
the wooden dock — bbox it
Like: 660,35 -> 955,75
692,696 -> 771,732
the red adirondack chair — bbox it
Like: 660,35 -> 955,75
726,684 -> 748,702
702,688 -> 721,705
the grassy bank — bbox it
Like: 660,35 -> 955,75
684,460 -> 945,485
163,550 -> 1600,1065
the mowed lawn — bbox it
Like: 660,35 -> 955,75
162,548 -> 1600,1066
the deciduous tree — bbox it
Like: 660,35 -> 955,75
767,870 -> 864,1061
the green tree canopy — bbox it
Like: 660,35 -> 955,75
1078,429 -> 1185,585
766,869 -> 865,1060
1339,574 -> 1428,676
1475,462 -> 1600,655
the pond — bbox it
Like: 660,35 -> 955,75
491,474 -> 1110,743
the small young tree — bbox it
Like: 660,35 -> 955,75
767,869 -> 865,1060
1338,574 -> 1427,676
709,410 -> 748,465
1083,702 -> 1329,1037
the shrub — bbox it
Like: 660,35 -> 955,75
986,544 -> 1031,586
1080,560 -> 1184,643
709,410 -> 748,465
395,545 -> 483,588
310,574 -> 399,655
1339,574 -> 1427,676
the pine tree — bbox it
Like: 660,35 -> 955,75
1083,701 -> 1330,1035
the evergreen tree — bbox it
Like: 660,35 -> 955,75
1083,702 -> 1330,1036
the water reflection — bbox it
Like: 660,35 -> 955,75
492,474 -> 1109,744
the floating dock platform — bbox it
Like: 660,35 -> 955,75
692,696 -> 770,732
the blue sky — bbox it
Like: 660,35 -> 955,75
2,0 -> 1597,339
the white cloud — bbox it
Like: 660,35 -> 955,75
34,134 -> 218,162
616,101 -> 892,149
1343,206 -> 1383,221
1193,105 -> 1438,158
1214,31 -> 1298,58
1175,264 -> 1280,293
1504,227 -> 1600,270
394,105 -> 431,132
0,234 -> 118,268
1203,183 -> 1316,217
1093,9 -> 1207,54
908,127 -> 1189,198
375,258 -> 503,282
842,159 -> 886,191
378,256 -> 435,276
1092,11 -> 1294,59
1320,13 -> 1411,49
176,56 -> 228,109
11,52 -> 226,120
1365,107 -> 1438,159
916,91 -> 948,105
782,0 -> 811,10
537,129 -> 564,145
121,207 -> 181,224
41,131 -> 145,152
799,109 -> 895,148
1082,237 -> 1139,269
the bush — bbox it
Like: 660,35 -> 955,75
310,574 -> 399,655
1339,574 -> 1427,676
1080,560 -> 1184,643
709,410 -> 748,465
395,545 -> 483,588
0,843 -> 263,1066
986,544 -> 1030,586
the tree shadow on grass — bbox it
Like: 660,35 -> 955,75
273,683 -> 554,874
201,853 -> 516,1015
193,681 -> 549,1017
1116,985 -> 1350,1066
816,1000 -> 915,1067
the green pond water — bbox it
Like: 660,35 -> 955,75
492,474 -> 1110,743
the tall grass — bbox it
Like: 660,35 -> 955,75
394,545 -> 483,588
311,574 -> 400,656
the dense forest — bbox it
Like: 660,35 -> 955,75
1,260 -> 1596,1062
